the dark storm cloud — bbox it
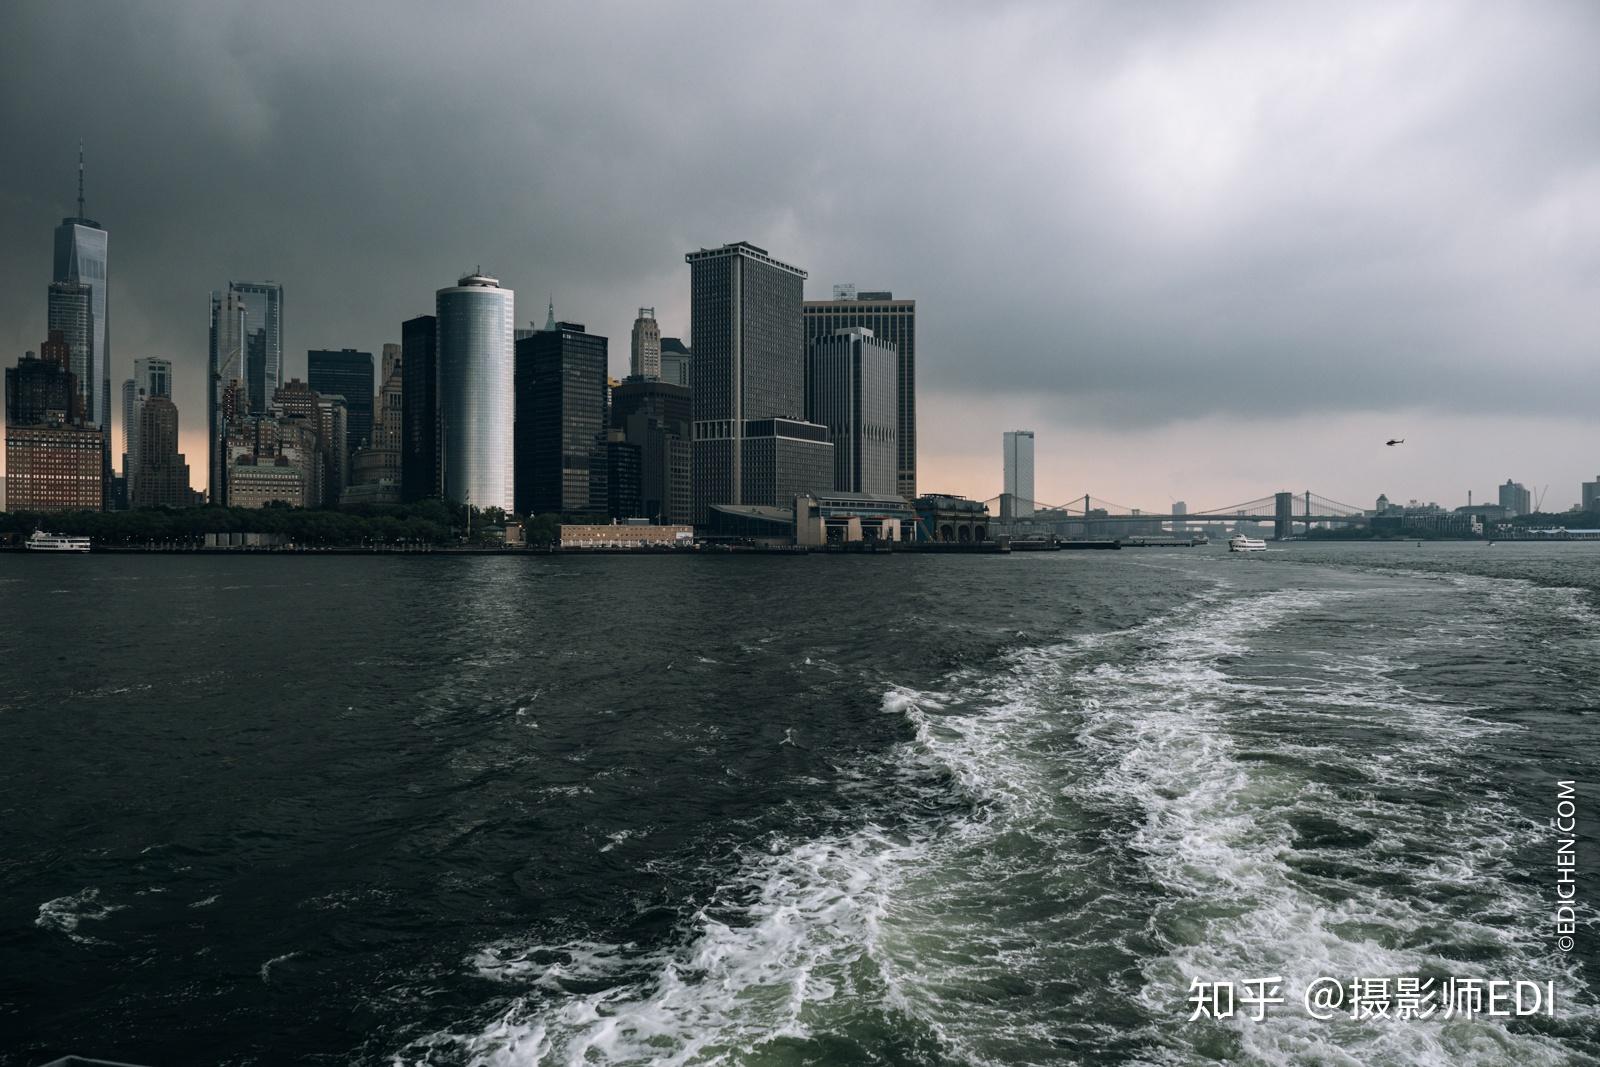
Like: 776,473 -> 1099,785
1,0 -> 1597,449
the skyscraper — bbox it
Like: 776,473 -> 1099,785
1498,479 -> 1532,516
1003,430 -> 1036,520
208,287 -> 249,502
229,282 -> 284,415
514,313 -> 608,515
52,147 -> 110,497
803,287 -> 917,499
129,395 -> 191,509
686,241 -> 830,523
630,308 -> 661,380
437,273 -> 514,512
806,327 -> 897,497
400,315 -> 440,502
46,280 -> 91,414
611,378 -> 692,524
307,348 -> 375,454
122,357 -> 173,483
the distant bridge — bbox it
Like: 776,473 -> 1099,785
981,491 -> 1369,540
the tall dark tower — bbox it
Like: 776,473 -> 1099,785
685,241 -> 831,525
52,142 -> 111,504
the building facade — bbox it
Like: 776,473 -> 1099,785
400,315 -> 440,501
129,395 -> 191,509
437,274 -> 514,512
630,307 -> 661,380
660,337 -> 692,387
308,348 -> 374,456
514,316 -> 608,515
803,287 -> 916,499
348,343 -> 403,505
610,378 -> 692,524
52,153 -> 110,483
1583,477 -> 1600,513
806,326 -> 897,497
5,332 -> 103,512
1002,430 -> 1036,520
687,241 -> 830,524
1498,479 -> 1532,517
231,281 -> 284,415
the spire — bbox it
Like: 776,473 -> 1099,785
543,296 -> 557,332
76,140 -> 85,218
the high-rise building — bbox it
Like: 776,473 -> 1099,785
1583,478 -> 1600,514
1002,430 -> 1036,520
659,337 -> 692,388
514,313 -> 608,515
803,287 -> 916,499
46,280 -> 92,416
307,348 -> 375,454
52,147 -> 110,483
589,428 -> 642,519
437,273 -> 514,511
122,358 -> 173,484
208,287 -> 249,502
400,315 -> 439,502
5,331 -> 103,512
230,282 -> 283,415
129,395 -> 191,509
348,343 -> 404,505
630,308 -> 662,380
1498,479 -> 1532,516
806,326 -> 896,497
611,378 -> 692,524
686,241 -> 831,524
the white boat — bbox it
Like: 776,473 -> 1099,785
26,530 -> 91,553
1229,535 -> 1266,553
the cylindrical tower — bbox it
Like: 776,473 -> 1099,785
436,273 -> 515,512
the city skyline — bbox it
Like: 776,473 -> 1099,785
2,3 -> 1599,511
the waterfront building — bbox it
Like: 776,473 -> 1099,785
437,273 -> 515,512
5,332 -> 102,511
308,348 -> 374,453
226,461 -> 304,509
1583,477 -> 1600,513
914,494 -> 992,543
660,337 -> 692,388
806,326 -> 898,497
514,313 -> 607,516
1498,479 -> 1532,517
630,307 -> 662,380
1002,430 -> 1036,520
610,378 -> 692,524
686,241 -> 832,524
400,315 -> 440,501
129,395 -> 191,509
559,522 -> 694,549
52,148 -> 110,478
803,286 -> 917,498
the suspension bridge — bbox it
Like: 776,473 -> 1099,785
980,491 -> 1370,540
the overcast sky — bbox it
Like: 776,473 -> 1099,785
2,1 -> 1597,510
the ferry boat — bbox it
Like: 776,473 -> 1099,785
26,530 -> 91,553
1228,535 -> 1266,553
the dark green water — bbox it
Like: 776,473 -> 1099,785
1,543 -> 1596,1065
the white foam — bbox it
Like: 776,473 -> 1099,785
35,887 -> 124,943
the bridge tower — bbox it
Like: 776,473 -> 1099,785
1274,492 -> 1294,540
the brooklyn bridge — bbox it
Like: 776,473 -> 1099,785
980,491 -> 1370,541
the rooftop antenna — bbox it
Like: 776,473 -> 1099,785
77,140 -> 85,218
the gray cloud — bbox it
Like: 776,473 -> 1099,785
1,0 -> 1597,488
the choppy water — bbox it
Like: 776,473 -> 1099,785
1,543 -> 1596,1066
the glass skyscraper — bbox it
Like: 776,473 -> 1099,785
803,289 -> 917,499
52,151 -> 110,493
231,282 -> 284,415
436,274 -> 514,512
514,314 -> 608,516
308,348 -> 375,454
400,315 -> 440,502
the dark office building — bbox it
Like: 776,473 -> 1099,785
588,429 -> 642,520
686,241 -> 831,525
307,349 -> 374,456
611,378 -> 692,523
741,418 -> 833,508
514,317 -> 608,516
6,332 -> 83,426
804,287 -> 917,499
400,315 -> 440,501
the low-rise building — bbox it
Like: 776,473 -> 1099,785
559,523 -> 694,549
913,494 -> 991,543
